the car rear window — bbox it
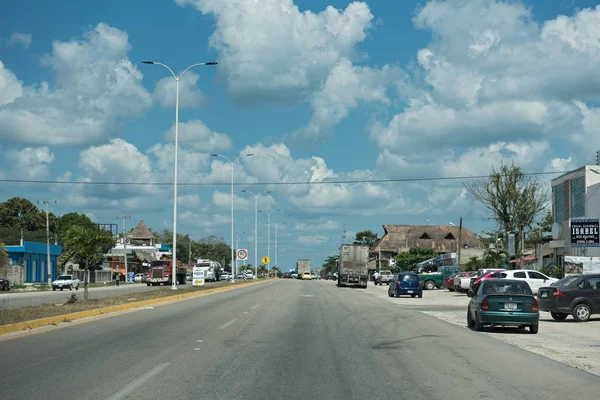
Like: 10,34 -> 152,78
484,281 -> 533,295
552,275 -> 580,287
400,274 -> 418,282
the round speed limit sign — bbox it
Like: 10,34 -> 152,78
237,249 -> 248,260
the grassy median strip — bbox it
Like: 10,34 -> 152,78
0,280 -> 266,326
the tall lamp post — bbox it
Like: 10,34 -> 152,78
274,221 -> 285,274
241,189 -> 272,279
211,153 -> 254,282
38,200 -> 56,286
142,60 -> 217,290
259,209 -> 280,274
117,216 -> 131,283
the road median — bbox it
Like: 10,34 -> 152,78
0,278 -> 276,336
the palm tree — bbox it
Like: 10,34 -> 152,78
59,226 -> 115,300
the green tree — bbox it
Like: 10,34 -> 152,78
321,255 -> 339,277
56,212 -> 96,243
0,242 -> 8,266
464,163 -> 548,258
59,226 -> 115,300
392,248 -> 438,272
353,230 -> 378,247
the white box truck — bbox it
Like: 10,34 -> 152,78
338,244 -> 369,288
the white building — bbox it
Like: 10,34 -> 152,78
549,165 -> 600,264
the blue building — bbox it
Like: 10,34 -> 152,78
5,241 -> 62,283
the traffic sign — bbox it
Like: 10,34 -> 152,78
192,267 -> 205,287
237,249 -> 248,261
261,256 -> 270,264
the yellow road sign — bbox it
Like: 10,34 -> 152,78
261,256 -> 271,264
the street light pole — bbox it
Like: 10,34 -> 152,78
211,153 -> 254,282
118,216 -> 131,283
143,61 -> 217,290
241,190 -> 272,279
38,200 -> 56,286
259,209 -> 280,274
275,221 -> 285,272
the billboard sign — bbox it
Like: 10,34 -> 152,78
570,218 -> 600,247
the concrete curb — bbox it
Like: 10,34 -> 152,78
0,278 -> 276,336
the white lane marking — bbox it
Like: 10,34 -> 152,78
194,348 -> 200,351
197,340 -> 202,343
106,362 -> 170,400
251,304 -> 260,310
219,318 -> 237,330
244,312 -> 248,314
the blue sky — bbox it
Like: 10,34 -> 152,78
1,0 -> 600,270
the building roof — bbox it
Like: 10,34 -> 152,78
374,224 -> 481,252
129,220 -> 154,240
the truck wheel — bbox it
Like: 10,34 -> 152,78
424,280 -> 435,290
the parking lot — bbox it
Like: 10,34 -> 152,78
365,283 -> 600,377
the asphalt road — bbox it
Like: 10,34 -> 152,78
0,279 -> 598,400
0,281 -> 220,308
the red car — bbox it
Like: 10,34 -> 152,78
448,271 -> 470,292
470,270 -> 504,292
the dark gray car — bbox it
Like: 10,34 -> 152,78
538,274 -> 600,322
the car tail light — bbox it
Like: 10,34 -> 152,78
532,300 -> 539,313
481,299 -> 489,311
419,281 -> 423,287
552,289 -> 565,298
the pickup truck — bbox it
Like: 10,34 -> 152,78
419,266 -> 462,290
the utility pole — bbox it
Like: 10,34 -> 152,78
457,217 -> 463,268
38,201 -> 56,286
117,216 -> 131,283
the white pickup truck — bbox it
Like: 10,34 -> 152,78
51,275 -> 80,291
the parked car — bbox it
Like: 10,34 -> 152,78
388,272 -> 423,298
0,278 -> 10,291
135,273 -> 147,283
455,271 -> 479,293
51,275 -> 80,291
538,274 -> 600,322
498,269 -> 558,295
467,279 -> 539,334
378,270 -> 393,284
447,271 -> 468,291
302,272 -> 312,280
469,270 -> 504,292
283,272 -> 292,279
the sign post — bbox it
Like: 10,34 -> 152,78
237,249 -> 248,261
192,266 -> 205,287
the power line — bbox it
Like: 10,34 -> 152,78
0,171 -> 566,187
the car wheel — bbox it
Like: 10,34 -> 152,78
60,287 -> 63,291
529,324 -> 539,334
69,284 -> 73,291
411,294 -> 416,298
418,293 -> 423,298
573,303 -> 592,322
75,284 -> 79,290
473,313 -> 484,331
52,287 -> 56,291
424,280 -> 435,290
388,292 -> 393,297
550,312 -> 567,321
467,310 -> 474,329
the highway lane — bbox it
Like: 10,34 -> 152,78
0,280 -> 226,308
0,279 -> 598,400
